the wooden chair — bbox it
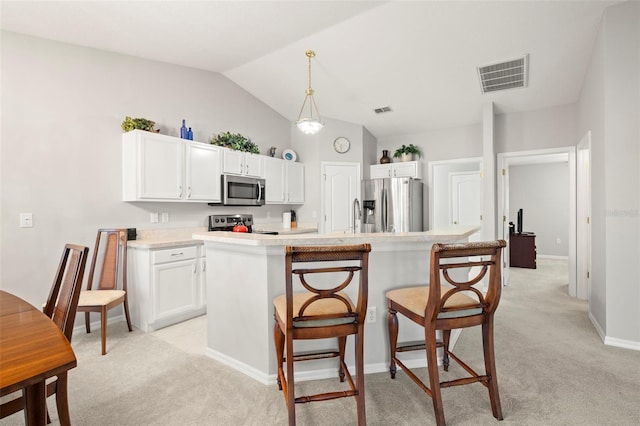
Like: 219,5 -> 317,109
386,240 -> 507,426
0,243 -> 89,426
273,244 -> 371,426
77,228 -> 133,355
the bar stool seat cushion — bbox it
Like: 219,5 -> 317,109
386,286 -> 482,319
274,291 -> 356,328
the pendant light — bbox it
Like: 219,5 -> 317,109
296,50 -> 324,135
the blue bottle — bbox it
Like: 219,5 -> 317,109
188,127 -> 193,140
180,119 -> 188,139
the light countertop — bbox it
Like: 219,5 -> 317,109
192,225 -> 480,247
126,223 -> 318,249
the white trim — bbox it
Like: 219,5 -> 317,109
72,313 -> 125,336
206,347 -> 272,384
537,255 -> 569,260
589,311 -> 606,342
604,337 -> 640,351
497,147 -> 576,294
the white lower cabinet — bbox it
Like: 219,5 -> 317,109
128,244 -> 206,332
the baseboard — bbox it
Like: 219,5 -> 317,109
588,313 -> 640,351
205,347 -> 442,386
205,347 -> 272,385
604,336 -> 640,351
588,312 -> 606,342
537,255 -> 569,260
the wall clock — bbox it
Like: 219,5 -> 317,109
333,137 -> 350,154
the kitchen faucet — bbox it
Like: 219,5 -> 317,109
353,198 -> 361,233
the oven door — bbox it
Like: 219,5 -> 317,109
222,175 -> 265,206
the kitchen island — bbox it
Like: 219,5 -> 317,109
192,226 -> 479,385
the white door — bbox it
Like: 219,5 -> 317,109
321,162 -> 360,234
450,172 -> 482,233
450,171 -> 483,283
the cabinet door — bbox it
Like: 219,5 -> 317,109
286,162 -> 305,204
152,258 -> 198,322
393,161 -> 420,178
263,156 -> 286,203
139,133 -> 184,200
244,153 -> 263,177
185,142 -> 222,202
222,149 -> 244,175
370,164 -> 392,179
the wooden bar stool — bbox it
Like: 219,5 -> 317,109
273,244 -> 371,426
387,240 -> 507,426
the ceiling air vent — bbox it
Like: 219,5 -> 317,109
477,54 -> 529,94
373,106 -> 392,114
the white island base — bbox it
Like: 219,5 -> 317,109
193,226 -> 479,385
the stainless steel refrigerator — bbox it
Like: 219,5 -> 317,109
361,178 -> 423,232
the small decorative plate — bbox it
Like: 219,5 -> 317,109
282,149 -> 297,162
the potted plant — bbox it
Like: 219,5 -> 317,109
210,131 -> 260,154
393,144 -> 422,162
121,116 -> 157,132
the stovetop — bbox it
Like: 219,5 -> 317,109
208,214 -> 278,234
208,214 -> 253,231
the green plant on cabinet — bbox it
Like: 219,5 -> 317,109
210,131 -> 260,154
393,144 -> 422,159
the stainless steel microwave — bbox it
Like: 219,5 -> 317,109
221,174 -> 265,206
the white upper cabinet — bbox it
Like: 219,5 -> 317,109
285,162 -> 305,204
223,150 -> 263,177
370,161 -> 422,179
122,130 -> 222,203
262,157 -> 304,204
185,141 -> 222,201
263,156 -> 286,203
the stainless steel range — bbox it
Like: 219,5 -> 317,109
208,214 -> 278,234
208,214 -> 253,231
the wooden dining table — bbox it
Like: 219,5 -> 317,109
0,290 -> 77,425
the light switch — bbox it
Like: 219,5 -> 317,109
150,212 -> 159,224
20,213 -> 33,228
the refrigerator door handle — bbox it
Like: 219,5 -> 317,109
382,188 -> 388,232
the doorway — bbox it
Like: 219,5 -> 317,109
497,147 -> 577,296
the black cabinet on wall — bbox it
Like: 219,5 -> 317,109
509,233 -> 537,269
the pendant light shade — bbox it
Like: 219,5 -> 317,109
296,50 -> 324,135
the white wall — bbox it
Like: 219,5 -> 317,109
578,0 -> 639,347
0,32 -> 292,307
495,103 -> 579,154
291,117 -> 368,227
509,163 -> 570,257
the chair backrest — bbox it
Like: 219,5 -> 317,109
285,244 -> 371,329
86,228 -> 128,292
427,240 -> 506,322
43,243 -> 90,341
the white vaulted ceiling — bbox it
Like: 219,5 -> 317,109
0,1 -> 620,139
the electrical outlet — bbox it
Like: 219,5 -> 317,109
161,212 -> 169,223
19,213 -> 33,228
150,212 -> 159,224
556,238 -> 561,244
367,307 -> 377,323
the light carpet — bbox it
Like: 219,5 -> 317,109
2,259 -> 639,425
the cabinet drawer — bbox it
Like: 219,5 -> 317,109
152,246 -> 198,264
